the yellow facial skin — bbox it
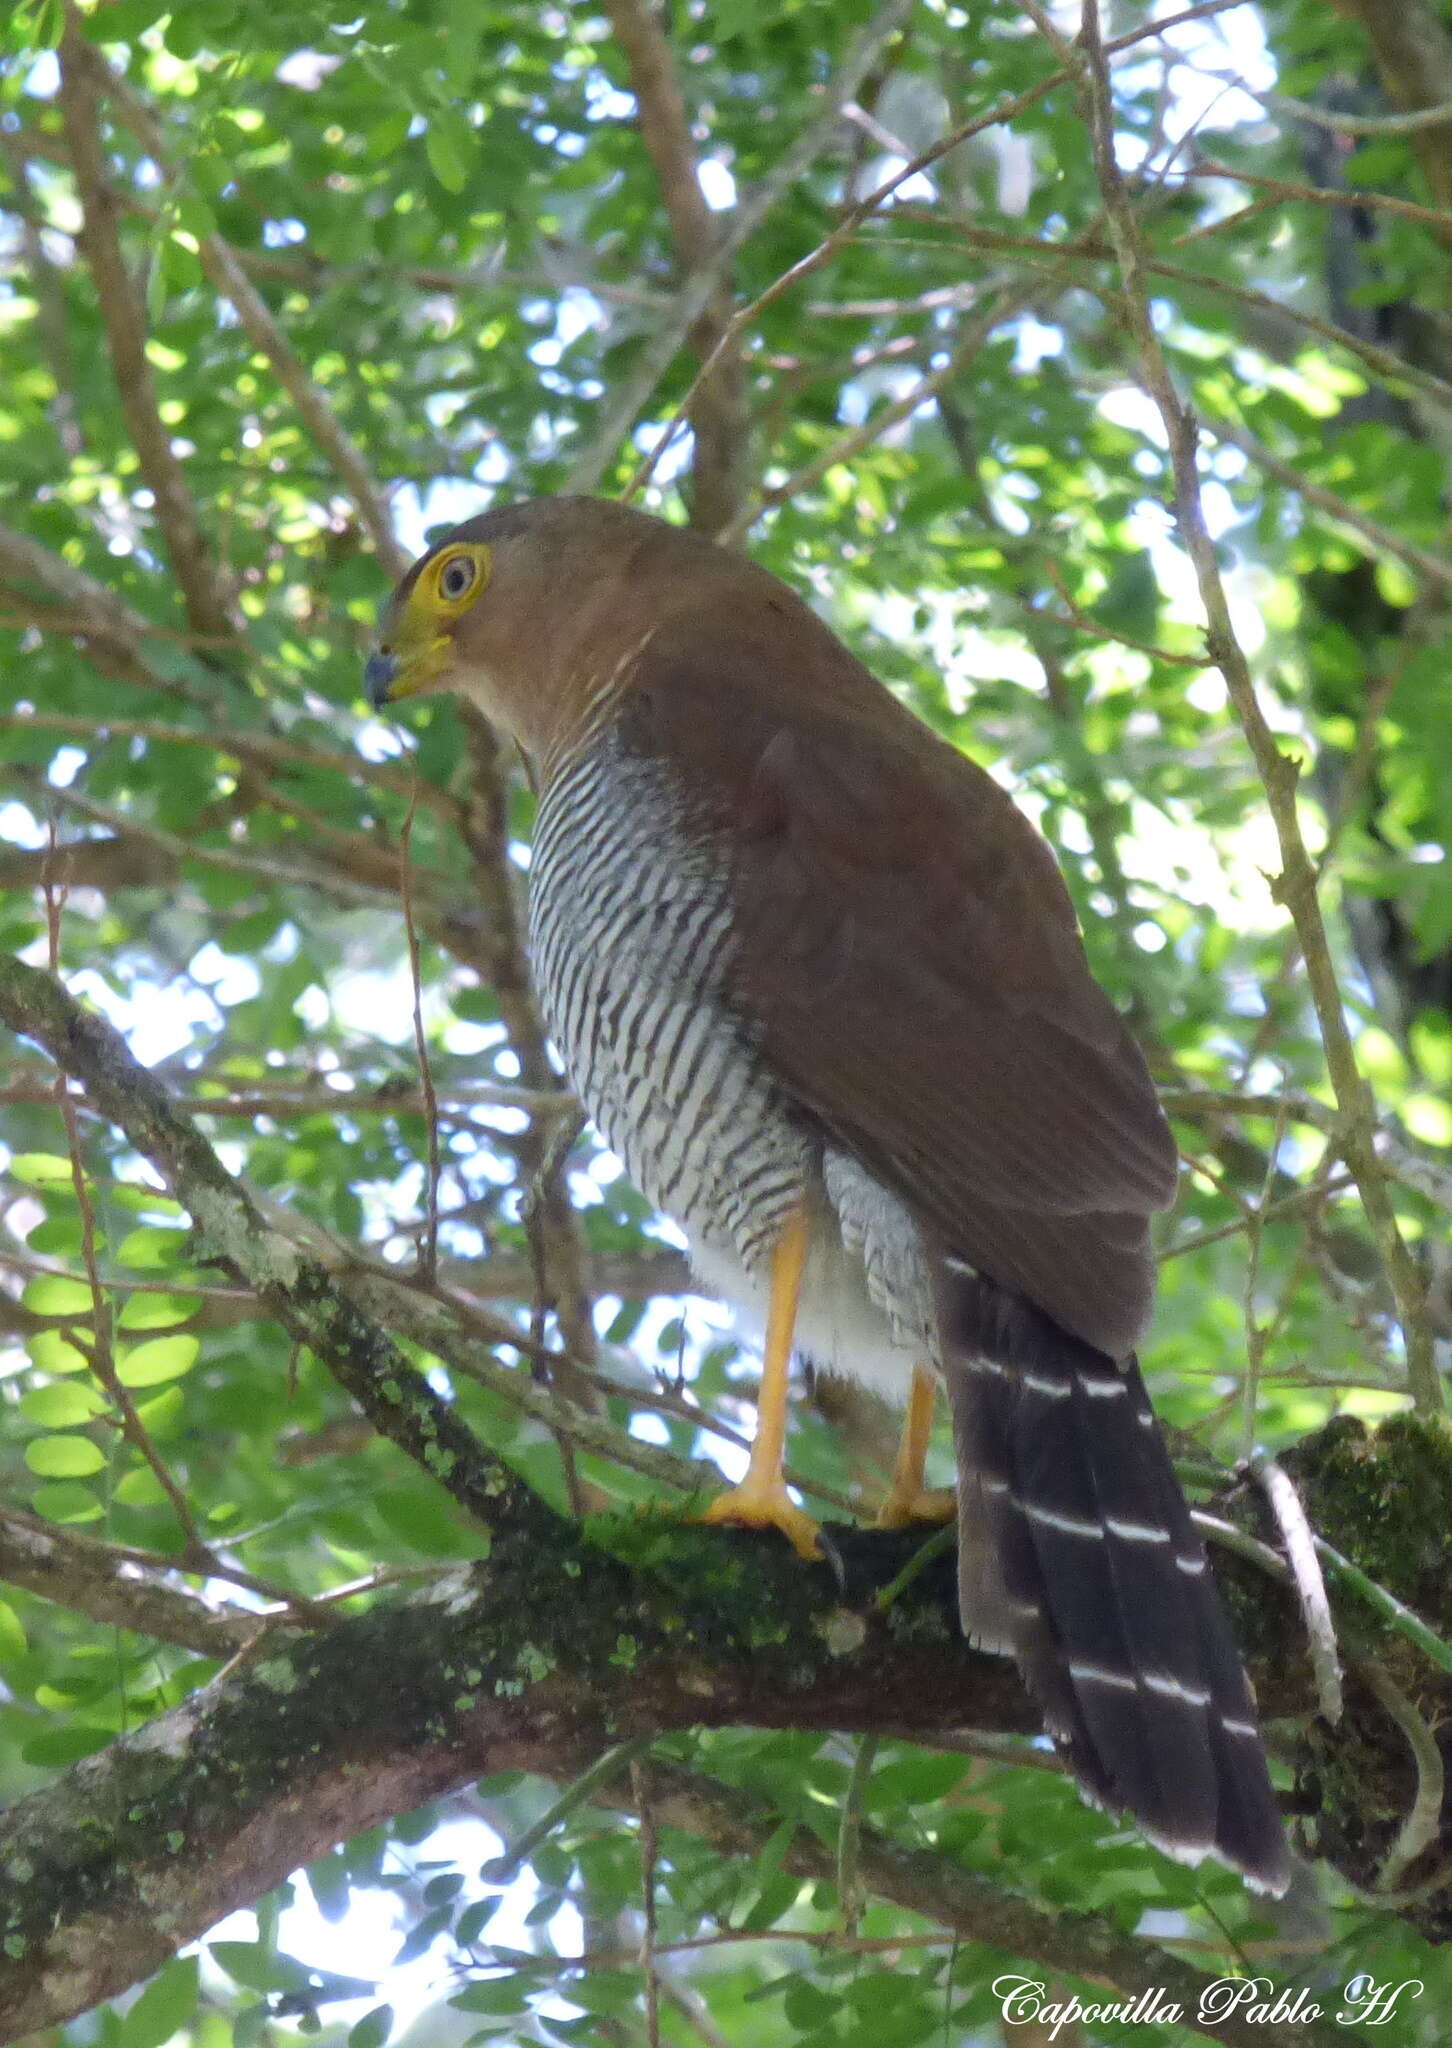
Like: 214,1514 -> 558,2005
365,541 -> 492,705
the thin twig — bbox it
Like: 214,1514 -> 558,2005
1312,1538 -> 1452,1677
399,770 -> 441,1284
608,0 -> 1255,502
717,277 -> 1036,545
1192,1507 -> 1452,1678
57,23 -> 240,642
1249,1456 -> 1343,1723
603,0 -> 752,535
0,708 -> 456,814
1187,70 -> 1452,137
570,0 -> 917,497
62,32 -> 406,575
837,1734 -> 878,1936
1182,156 -> 1452,240
487,1737 -> 656,1885
1239,1094 -> 1293,1462
0,521 -> 212,702
632,1757 -> 662,2048
1358,1662 -> 1445,1892
599,1759 -> 1346,2048
0,1503 -> 258,1654
42,839 -> 222,1575
1201,412 -> 1452,596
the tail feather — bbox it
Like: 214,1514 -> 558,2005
938,1259 -> 1289,1893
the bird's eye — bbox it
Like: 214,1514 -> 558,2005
438,555 -> 476,602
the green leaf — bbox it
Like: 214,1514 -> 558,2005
24,1330 -> 90,1376
117,1292 -> 201,1331
109,1185 -> 185,1218
25,1434 -> 106,1478
0,1600 -> 28,1661
20,1382 -> 109,1428
207,1943 -> 312,1995
120,1955 -> 200,2048
7,1153 -> 77,1185
21,1724 -> 113,1766
306,1850 -> 351,1923
29,1481 -> 102,1524
115,1225 -> 188,1270
116,1336 -> 200,1387
26,1215 -> 84,1257
135,1385 -> 186,1439
114,1466 -> 170,1507
349,2004 -> 394,2048
373,1485 -> 469,1556
450,1979 -> 530,2016
454,1898 -> 499,1946
21,1276 -> 95,1317
424,106 -> 472,193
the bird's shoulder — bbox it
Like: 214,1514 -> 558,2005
608,591 -> 1112,1040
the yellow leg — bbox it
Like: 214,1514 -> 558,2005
697,1206 -> 822,1559
875,1365 -> 955,1529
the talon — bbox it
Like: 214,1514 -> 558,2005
875,1483 -> 956,1531
697,1478 -> 822,1560
874,1365 -> 952,1528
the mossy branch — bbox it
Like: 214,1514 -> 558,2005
5,959 -> 1452,2035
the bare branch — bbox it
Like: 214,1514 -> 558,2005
56,24 -> 241,642
61,34 -> 407,577
0,1503 -> 257,1656
1360,1662 -> 1446,1890
603,0 -> 752,535
1251,1457 -> 1343,1724
1335,0 -> 1452,211
568,0 -> 916,496
0,520 -> 214,701
0,1478 -> 1048,2037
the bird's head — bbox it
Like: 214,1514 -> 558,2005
365,495 -> 738,764
364,532 -> 494,707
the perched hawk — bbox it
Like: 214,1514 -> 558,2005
368,494 -> 1288,1891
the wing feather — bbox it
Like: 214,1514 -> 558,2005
611,600 -> 1177,1356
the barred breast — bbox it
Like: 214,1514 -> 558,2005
529,734 -> 930,1399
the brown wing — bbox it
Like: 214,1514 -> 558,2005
611,596 -> 1177,1357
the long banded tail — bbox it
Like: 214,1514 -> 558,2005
937,1260 -> 1289,1894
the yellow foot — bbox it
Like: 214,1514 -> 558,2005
697,1478 -> 822,1559
874,1484 -> 956,1532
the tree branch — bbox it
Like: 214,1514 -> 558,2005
566,0 -> 916,495
60,32 -> 407,578
0,955 -> 561,1545
0,1487 -> 1311,2043
8,1404 -> 1443,2045
1076,0 -> 1442,1417
1334,0 -> 1452,211
602,0 -> 752,536
0,1503 -> 257,1656
56,23 -> 240,644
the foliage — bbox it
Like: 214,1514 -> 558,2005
1,0 -> 1451,2041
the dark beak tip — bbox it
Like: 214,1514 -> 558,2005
363,651 -> 397,709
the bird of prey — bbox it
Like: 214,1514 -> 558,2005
366,494 -> 1288,1892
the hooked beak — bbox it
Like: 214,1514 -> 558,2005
363,634 -> 451,709
363,650 -> 397,708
